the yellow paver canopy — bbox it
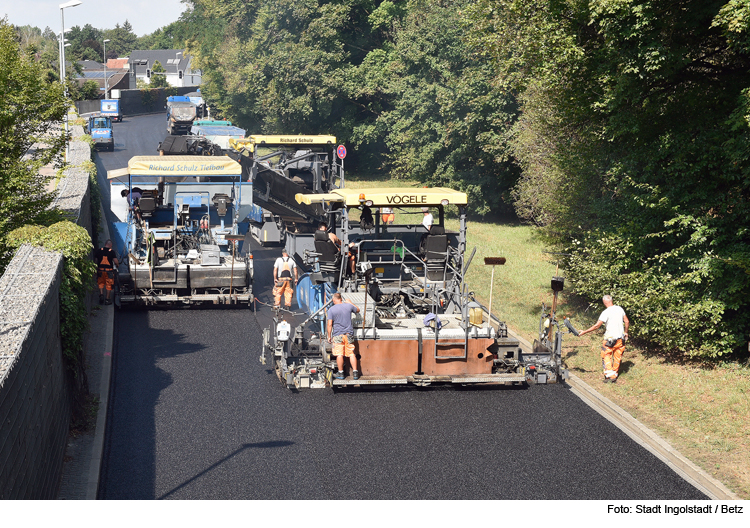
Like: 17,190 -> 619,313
107,156 -> 242,179
295,187 -> 468,208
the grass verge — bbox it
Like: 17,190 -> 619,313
347,172 -> 750,499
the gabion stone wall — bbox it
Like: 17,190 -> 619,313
53,124 -> 91,234
0,245 -> 69,499
0,122 -> 92,498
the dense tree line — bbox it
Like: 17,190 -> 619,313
185,0 -> 749,359
186,0 -> 517,215
468,0 -> 750,359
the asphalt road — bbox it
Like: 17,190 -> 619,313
96,115 -> 707,500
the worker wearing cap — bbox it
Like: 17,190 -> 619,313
578,295 -> 630,383
273,249 -> 298,308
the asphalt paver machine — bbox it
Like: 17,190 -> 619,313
107,156 -> 254,307
261,187 -> 569,389
228,135 -> 342,247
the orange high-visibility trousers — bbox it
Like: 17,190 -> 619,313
601,338 -> 625,380
97,270 -> 114,291
273,279 -> 294,307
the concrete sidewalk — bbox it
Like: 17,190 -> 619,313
57,207 -> 114,500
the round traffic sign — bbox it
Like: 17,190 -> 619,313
337,145 -> 347,159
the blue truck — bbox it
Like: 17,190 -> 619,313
87,114 -> 114,151
100,99 -> 122,122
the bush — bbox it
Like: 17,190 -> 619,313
567,232 -> 745,359
7,222 -> 96,376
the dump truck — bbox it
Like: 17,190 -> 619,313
261,187 -> 572,389
166,96 -> 197,135
107,156 -> 254,306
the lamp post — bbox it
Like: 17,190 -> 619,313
57,29 -> 71,94
103,38 -> 110,99
59,0 -> 82,160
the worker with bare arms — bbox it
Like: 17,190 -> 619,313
273,249 -> 298,309
327,293 -> 361,380
578,295 -> 630,383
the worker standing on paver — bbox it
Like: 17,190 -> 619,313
327,293 -> 361,380
95,239 -> 119,305
273,249 -> 298,309
381,206 -> 394,224
578,295 -> 630,383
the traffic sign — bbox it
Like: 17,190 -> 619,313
337,145 -> 347,159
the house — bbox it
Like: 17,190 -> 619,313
127,49 -> 202,88
74,60 -> 129,97
106,58 -> 130,70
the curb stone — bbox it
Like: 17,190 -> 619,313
506,328 -> 739,500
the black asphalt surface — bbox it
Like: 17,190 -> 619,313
97,115 -> 708,500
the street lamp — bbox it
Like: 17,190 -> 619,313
103,39 -> 110,99
59,0 -> 82,161
57,29 -> 71,87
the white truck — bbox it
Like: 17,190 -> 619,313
101,99 -> 122,122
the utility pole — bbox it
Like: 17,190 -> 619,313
103,38 -> 110,99
59,0 -> 82,161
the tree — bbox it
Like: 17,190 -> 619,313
149,60 -> 169,88
353,0 -> 518,214
77,79 -> 101,100
103,20 -> 138,57
468,1 -> 750,358
0,18 -> 67,272
67,24 -> 104,62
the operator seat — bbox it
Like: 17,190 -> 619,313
313,230 -> 341,279
421,225 -> 450,281
138,197 -> 157,218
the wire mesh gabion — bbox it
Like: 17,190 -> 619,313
0,245 -> 63,389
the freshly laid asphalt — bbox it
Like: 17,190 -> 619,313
90,114 -> 707,500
